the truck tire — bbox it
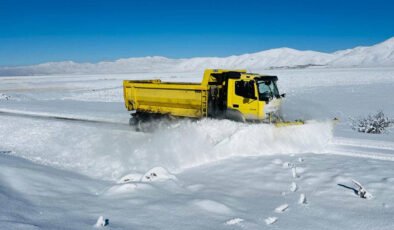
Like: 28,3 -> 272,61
225,109 -> 246,123
129,117 -> 136,126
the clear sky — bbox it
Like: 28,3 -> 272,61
0,0 -> 393,66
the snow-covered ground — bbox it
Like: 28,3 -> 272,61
0,67 -> 394,229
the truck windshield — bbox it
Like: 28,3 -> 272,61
257,80 -> 280,101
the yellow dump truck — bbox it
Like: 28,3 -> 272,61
123,69 -> 303,128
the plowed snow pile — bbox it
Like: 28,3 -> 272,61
141,119 -> 333,170
0,116 -> 333,180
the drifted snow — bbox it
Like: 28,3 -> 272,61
117,173 -> 143,184
141,167 -> 177,182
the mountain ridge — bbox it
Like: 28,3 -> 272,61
1,37 -> 393,76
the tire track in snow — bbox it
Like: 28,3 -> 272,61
331,137 -> 394,151
323,149 -> 394,161
326,137 -> 394,161
0,109 -> 128,128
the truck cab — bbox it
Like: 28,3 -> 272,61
205,69 -> 284,122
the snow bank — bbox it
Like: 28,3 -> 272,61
192,199 -> 233,214
0,116 -> 333,181
134,119 -> 333,171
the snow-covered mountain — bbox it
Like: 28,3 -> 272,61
0,37 -> 393,76
328,37 -> 394,67
175,48 -> 335,71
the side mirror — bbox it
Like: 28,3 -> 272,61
281,93 -> 286,98
260,92 -> 271,102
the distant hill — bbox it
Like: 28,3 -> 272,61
1,37 -> 393,76
328,37 -> 394,67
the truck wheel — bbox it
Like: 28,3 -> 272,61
129,118 -> 143,131
129,117 -> 138,126
135,119 -> 143,132
129,116 -> 144,131
225,109 -> 246,123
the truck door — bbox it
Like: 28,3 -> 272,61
227,79 -> 260,121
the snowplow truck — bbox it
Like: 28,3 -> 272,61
123,69 -> 303,127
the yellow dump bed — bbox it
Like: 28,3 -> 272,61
123,79 -> 209,118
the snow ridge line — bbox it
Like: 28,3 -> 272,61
327,137 -> 394,161
331,137 -> 394,151
323,150 -> 394,162
0,109 -> 126,126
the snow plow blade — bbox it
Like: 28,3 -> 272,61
274,120 -> 305,127
274,118 -> 339,127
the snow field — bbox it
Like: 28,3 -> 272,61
1,67 -> 394,229
1,137 -> 393,229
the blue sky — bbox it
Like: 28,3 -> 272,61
0,0 -> 393,66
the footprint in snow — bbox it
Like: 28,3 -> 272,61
282,162 -> 293,169
264,217 -> 278,225
94,216 -> 109,228
299,193 -> 307,205
292,167 -> 299,178
274,204 -> 289,213
290,182 -> 297,192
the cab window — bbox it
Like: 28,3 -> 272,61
235,80 -> 256,99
